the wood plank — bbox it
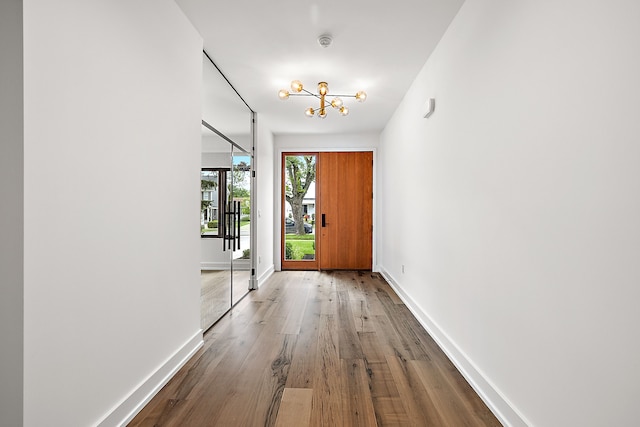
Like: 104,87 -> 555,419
316,270 -> 339,315
285,292 -> 320,388
386,355 -> 446,426
372,274 -> 404,304
275,388 -> 313,427
365,360 -> 411,426
357,331 -> 411,426
309,314 -> 344,427
128,297 -> 275,426
280,281 -> 311,335
341,359 -> 378,427
200,270 -> 231,329
129,271 -> 501,427
376,291 -> 431,361
351,298 -> 377,333
337,290 -> 364,360
209,284 -> 297,426
410,359 -> 486,427
397,306 -> 501,425
156,291 -> 283,426
372,313 -> 413,362
336,271 -> 378,333
213,332 -> 297,426
358,331 -> 387,365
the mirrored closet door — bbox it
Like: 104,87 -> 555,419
200,52 -> 254,331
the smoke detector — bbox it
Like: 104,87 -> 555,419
317,34 -> 333,48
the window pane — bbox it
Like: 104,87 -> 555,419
201,170 -> 219,236
283,155 -> 316,261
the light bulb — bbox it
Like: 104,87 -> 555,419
339,106 -> 349,116
305,107 -> 315,117
319,109 -> 327,119
278,89 -> 290,100
318,82 -> 328,96
330,97 -> 343,108
355,90 -> 367,102
291,80 -> 303,92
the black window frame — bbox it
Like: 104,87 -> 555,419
201,167 -> 229,239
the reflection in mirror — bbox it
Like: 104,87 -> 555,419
232,151 -> 251,305
200,50 -> 254,330
202,52 -> 252,152
201,123 -> 233,330
201,169 -> 226,238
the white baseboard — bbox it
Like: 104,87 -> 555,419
233,259 -> 251,269
379,268 -> 529,427
201,261 -> 230,270
201,260 -> 251,271
97,330 -> 204,427
257,264 -> 275,288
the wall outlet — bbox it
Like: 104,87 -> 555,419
402,264 -> 405,274
258,256 -> 261,264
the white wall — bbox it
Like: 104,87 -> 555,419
276,133 -> 379,152
379,1 -> 640,426
0,1 -> 24,426
23,1 -> 203,426
255,118 -> 275,283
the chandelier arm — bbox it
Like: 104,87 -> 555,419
305,88 -> 324,101
287,93 -> 314,97
288,92 -> 323,101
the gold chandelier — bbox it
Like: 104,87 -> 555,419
278,80 -> 367,118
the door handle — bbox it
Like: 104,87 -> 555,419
222,203 -> 227,252
321,213 -> 326,227
236,201 -> 241,250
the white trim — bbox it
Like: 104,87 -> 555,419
201,260 -> 251,271
257,264 -> 275,288
233,259 -> 251,269
200,262 -> 230,270
379,268 -> 530,427
96,330 -> 204,427
250,112 -> 258,290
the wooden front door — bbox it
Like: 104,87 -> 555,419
317,151 -> 373,270
282,151 -> 373,271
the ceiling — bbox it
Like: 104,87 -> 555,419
176,0 -> 465,135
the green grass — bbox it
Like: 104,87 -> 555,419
285,236 -> 316,260
291,240 -> 314,253
285,233 -> 315,240
202,220 -> 249,234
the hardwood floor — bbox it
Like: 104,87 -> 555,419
129,271 -> 501,426
201,270 -> 251,330
200,270 -> 230,330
